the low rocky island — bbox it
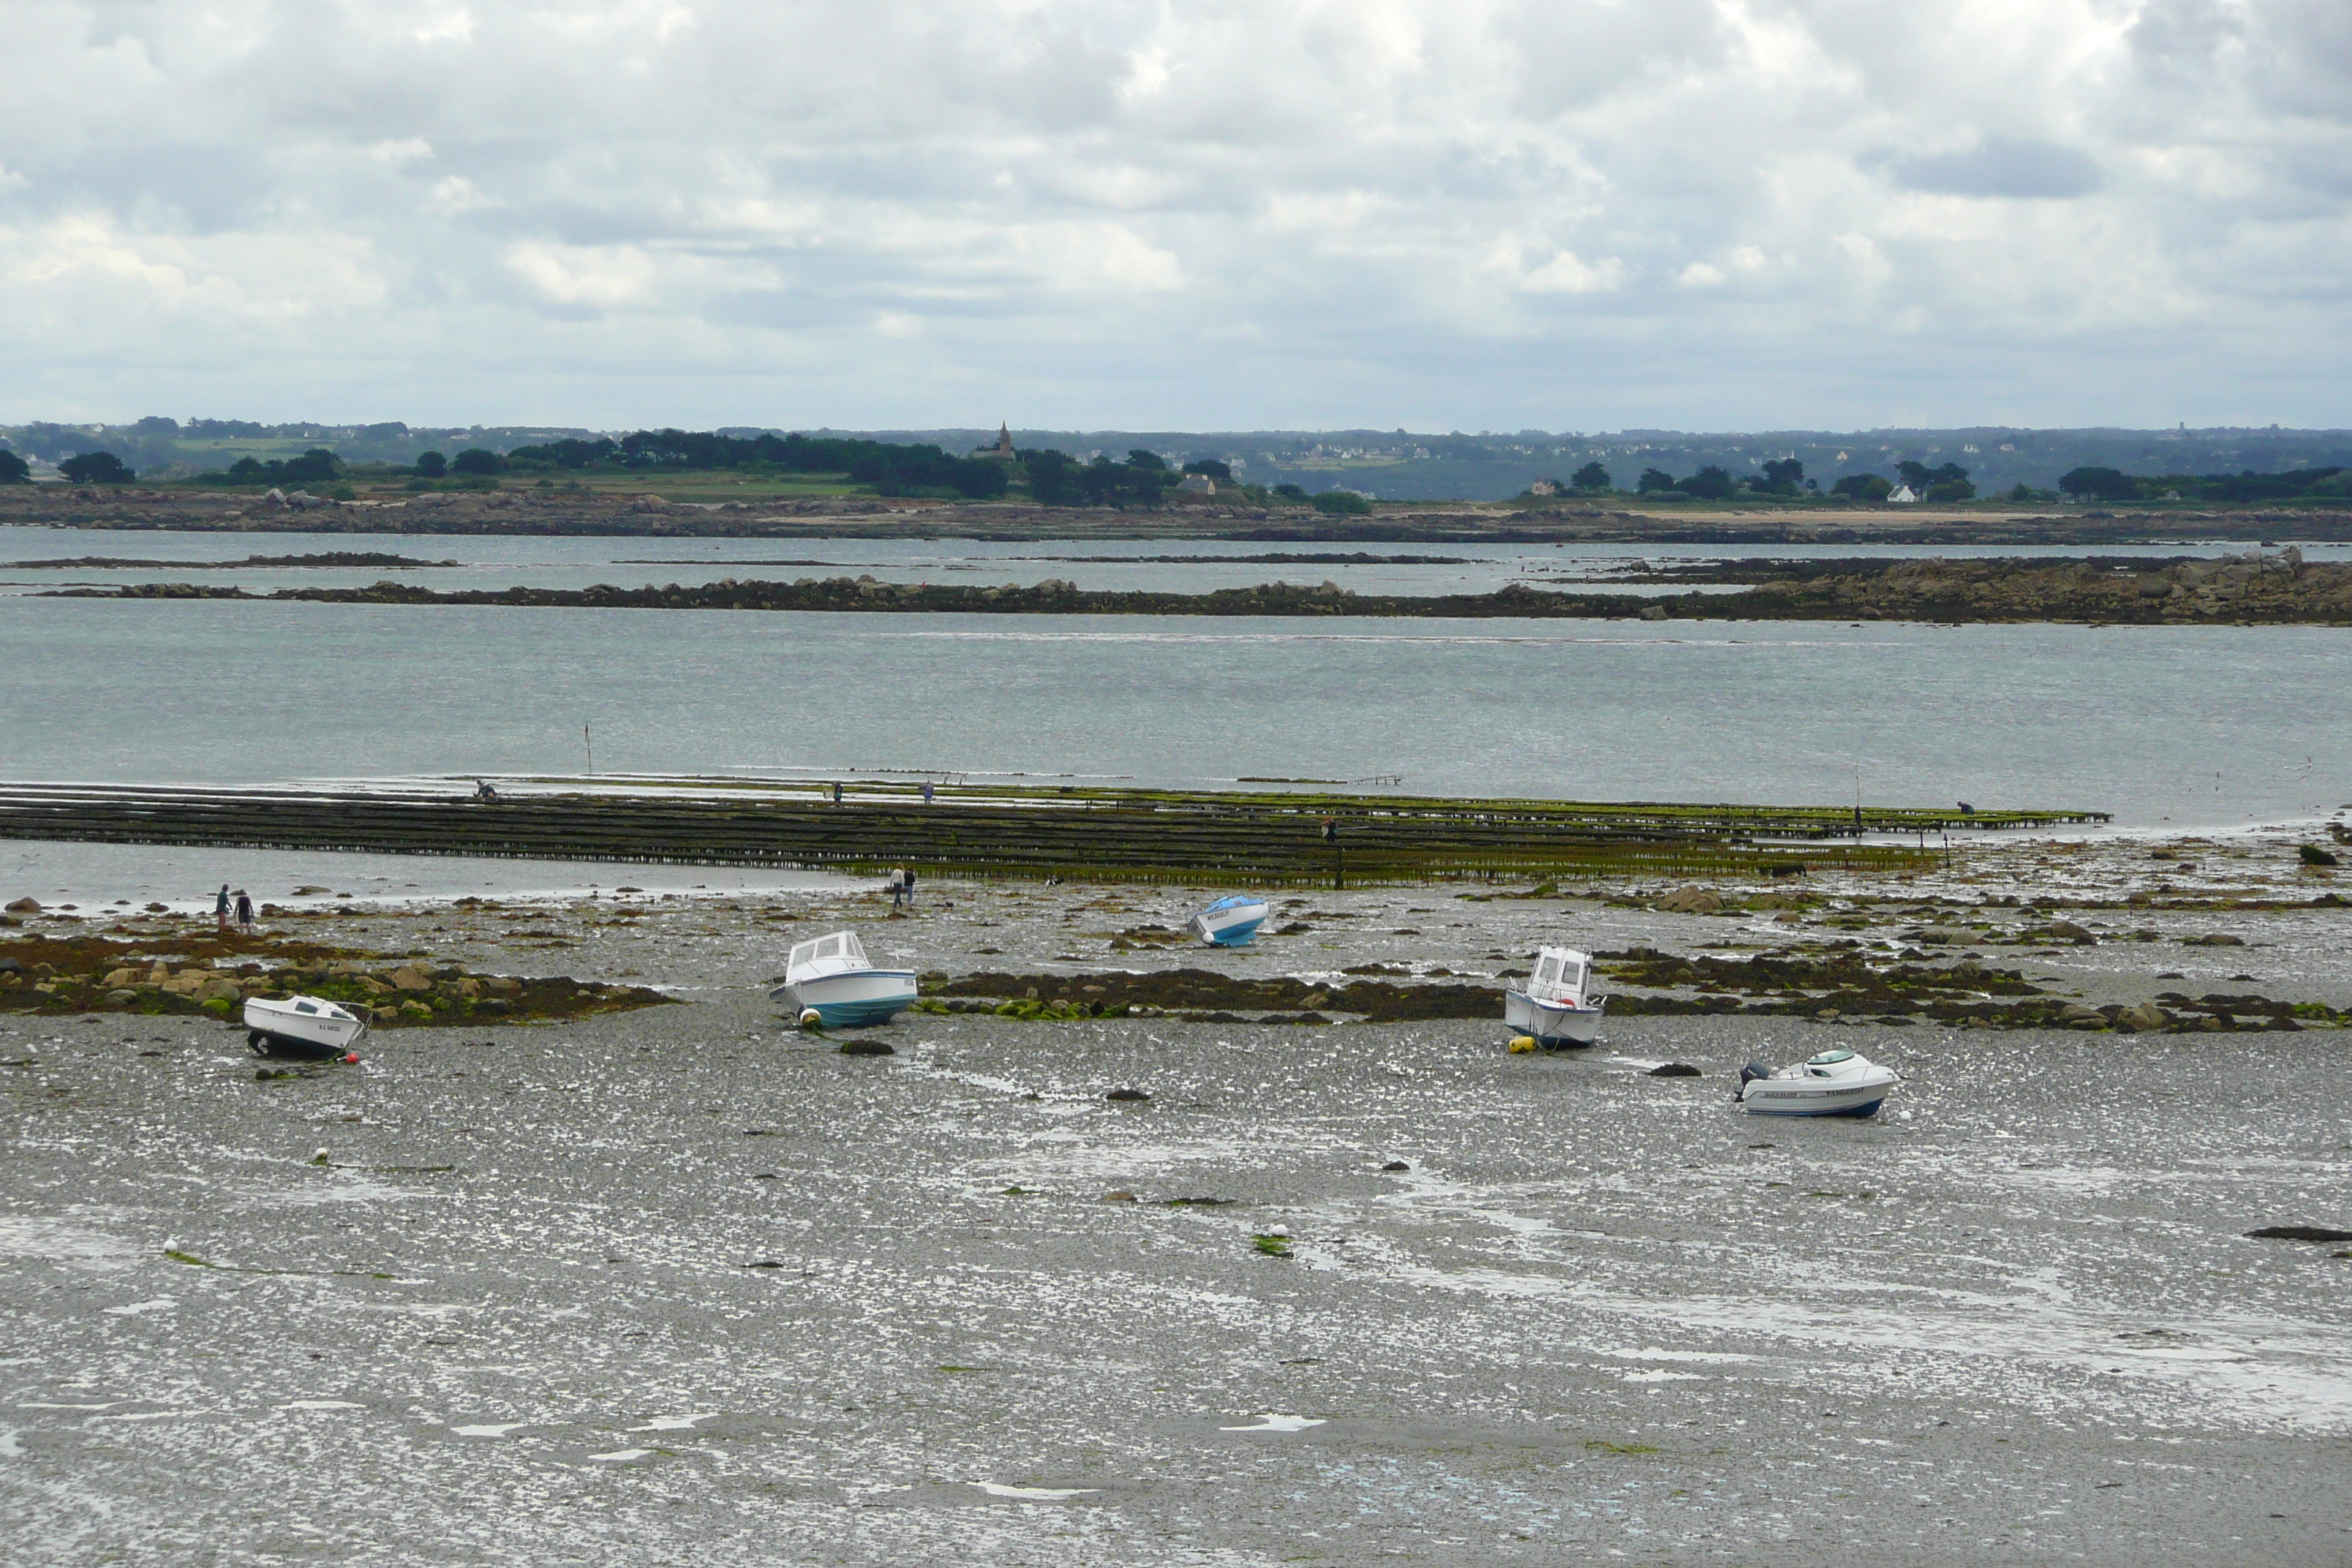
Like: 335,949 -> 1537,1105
50,549 -> 2352,625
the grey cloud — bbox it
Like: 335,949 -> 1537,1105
1880,138 -> 2104,200
0,1 -> 2347,430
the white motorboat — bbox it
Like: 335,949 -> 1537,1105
772,930 -> 916,1027
244,994 -> 367,1059
1735,1048 -> 1899,1117
1188,894 -> 1270,947
1502,946 -> 1607,1047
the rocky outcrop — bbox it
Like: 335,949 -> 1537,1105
52,554 -> 2352,625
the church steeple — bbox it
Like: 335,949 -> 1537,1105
995,421 -> 1013,458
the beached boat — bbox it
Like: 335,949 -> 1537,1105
1188,894 -> 1270,947
1734,1048 -> 1899,1117
1501,945 -> 1607,1047
244,994 -> 367,1059
772,930 -> 916,1026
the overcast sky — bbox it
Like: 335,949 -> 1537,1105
3,1 -> 2348,431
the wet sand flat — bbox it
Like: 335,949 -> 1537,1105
4,840 -> 2350,1564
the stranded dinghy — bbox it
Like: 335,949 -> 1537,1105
773,930 -> 917,1028
1188,895 -> 1270,948
244,994 -> 366,1059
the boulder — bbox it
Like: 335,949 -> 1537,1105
1916,927 -> 1978,946
2116,1002 -> 2170,1033
1655,885 -> 1725,914
1647,1063 -> 1702,1077
2059,1003 -> 2106,1028
105,990 -> 139,1004
2188,933 -> 2245,946
389,968 -> 431,991
3,897 -> 39,913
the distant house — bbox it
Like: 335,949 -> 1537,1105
1178,473 -> 1216,495
1529,478 -> 1561,496
1888,484 -> 1920,504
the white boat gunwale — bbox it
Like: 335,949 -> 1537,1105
772,929 -> 918,1026
243,992 -> 368,1058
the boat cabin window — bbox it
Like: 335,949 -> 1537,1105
1560,960 -> 1583,990
1808,1048 -> 1855,1066
1537,957 -> 1558,983
295,1001 -> 317,1014
817,935 -> 843,959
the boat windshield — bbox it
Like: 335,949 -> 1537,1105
1202,895 -> 1257,913
1808,1048 -> 1856,1065
295,1001 -> 317,1014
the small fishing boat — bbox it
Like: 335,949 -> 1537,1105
244,994 -> 367,1059
1735,1048 -> 1899,1117
772,930 -> 916,1027
1188,894 -> 1270,947
1502,945 -> 1607,1047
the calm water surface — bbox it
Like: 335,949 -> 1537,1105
3,592 -> 2343,829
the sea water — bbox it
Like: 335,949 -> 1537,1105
2,589 -> 2344,831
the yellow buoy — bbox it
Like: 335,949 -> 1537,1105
1507,1036 -> 1538,1054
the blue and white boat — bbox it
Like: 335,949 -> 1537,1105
1502,946 -> 1607,1047
772,930 -> 916,1027
1188,894 -> 1270,947
1735,1049 -> 1899,1117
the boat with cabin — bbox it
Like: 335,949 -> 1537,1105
1188,894 -> 1270,947
772,930 -> 917,1027
1502,946 -> 1607,1047
244,994 -> 367,1059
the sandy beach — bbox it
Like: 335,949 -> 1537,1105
4,826 -> 2349,1564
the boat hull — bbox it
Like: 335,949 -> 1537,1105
1735,1076 -> 1896,1117
242,998 -> 366,1059
1190,902 -> 1270,947
1503,989 -> 1605,1047
772,969 -> 917,1027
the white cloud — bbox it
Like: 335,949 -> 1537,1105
0,0 -> 2346,427
1520,249 -> 1626,295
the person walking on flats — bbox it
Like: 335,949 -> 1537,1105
215,883 -> 231,932
234,889 -> 255,935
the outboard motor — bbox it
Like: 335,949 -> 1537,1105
1736,1060 -> 1771,1101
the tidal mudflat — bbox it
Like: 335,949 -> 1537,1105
4,831 -> 2348,1564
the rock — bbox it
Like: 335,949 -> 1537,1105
2247,1225 -> 2352,1243
2116,1002 -> 2170,1032
1639,606 -> 1667,621
2046,921 -> 2093,941
1814,1008 -> 1839,1021
1106,1088 -> 1150,1102
102,968 -> 136,989
1647,1063 -> 1702,1077
1380,1161 -> 1410,1172
2059,1003 -> 2106,1028
837,1039 -> 894,1055
2188,933 -> 2245,946
1916,927 -> 1978,946
389,968 -> 431,991
486,976 -> 520,992
1098,1191 -> 1137,1203
1655,885 -> 1725,914
105,990 -> 138,1003
4,897 -> 39,913
262,487 -> 288,508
